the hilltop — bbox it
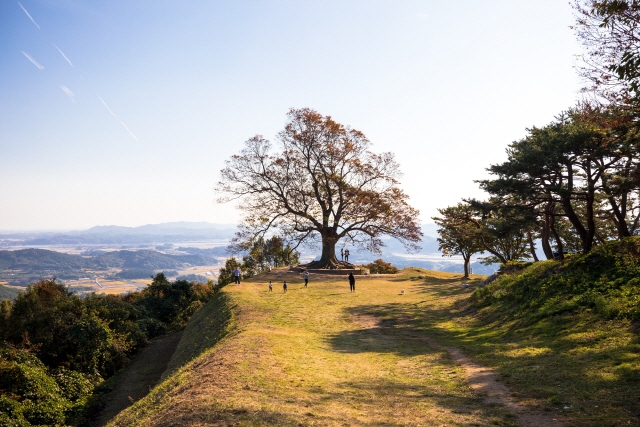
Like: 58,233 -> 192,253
99,254 -> 640,426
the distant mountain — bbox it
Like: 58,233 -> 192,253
2,222 -> 439,252
6,222 -> 238,246
378,235 -> 439,255
75,222 -> 236,236
0,284 -> 20,301
0,249 -> 216,272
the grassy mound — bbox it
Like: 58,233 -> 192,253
472,237 -> 640,321
440,238 -> 640,424
97,264 -> 639,426
106,290 -> 235,427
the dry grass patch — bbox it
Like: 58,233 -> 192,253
108,268 -> 519,426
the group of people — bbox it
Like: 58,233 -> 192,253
340,248 -> 350,262
268,269 -> 309,293
234,266 -> 356,293
267,270 -> 356,293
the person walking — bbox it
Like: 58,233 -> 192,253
341,248 -> 344,261
345,249 -> 350,262
348,272 -> 355,292
234,266 -> 241,285
283,281 -> 288,293
304,270 -> 309,288
269,281 -> 273,292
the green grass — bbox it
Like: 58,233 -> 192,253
102,261 -> 639,426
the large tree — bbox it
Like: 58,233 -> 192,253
216,108 -> 422,269
481,106 -> 640,253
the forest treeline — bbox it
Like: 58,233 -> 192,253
433,1 -> 640,276
0,274 -> 217,426
433,106 -> 640,276
219,236 -> 300,285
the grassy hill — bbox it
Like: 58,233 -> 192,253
101,253 -> 640,426
0,284 -> 19,300
0,249 -> 215,271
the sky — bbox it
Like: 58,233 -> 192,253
1,0 -> 584,231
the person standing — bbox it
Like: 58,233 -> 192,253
348,272 -> 355,292
345,249 -> 350,262
283,281 -> 288,293
304,270 -> 309,288
269,281 -> 273,292
234,266 -> 241,285
341,248 -> 344,261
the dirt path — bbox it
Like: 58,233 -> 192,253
106,270 -> 565,426
96,330 -> 183,426
351,314 -> 562,427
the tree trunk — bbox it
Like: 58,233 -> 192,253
541,213 -> 554,260
319,232 -> 339,266
527,232 -> 539,262
550,216 -> 564,260
463,254 -> 471,278
303,229 -> 354,269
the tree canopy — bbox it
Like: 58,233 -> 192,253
217,108 -> 422,269
573,0 -> 640,104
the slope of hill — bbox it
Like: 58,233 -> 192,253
0,249 -> 215,271
0,284 -> 19,301
103,260 -> 639,426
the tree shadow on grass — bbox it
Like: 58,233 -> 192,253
330,302 -> 640,425
301,376 -> 515,426
151,406 -> 315,427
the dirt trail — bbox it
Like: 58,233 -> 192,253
351,314 -> 561,427
106,272 -> 565,426
95,330 -> 183,426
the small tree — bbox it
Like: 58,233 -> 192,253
217,258 -> 243,286
363,259 -> 399,274
432,204 -> 484,277
216,108 -> 423,269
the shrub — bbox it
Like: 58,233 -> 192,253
363,259 -> 399,274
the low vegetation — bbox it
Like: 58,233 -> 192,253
472,237 -> 640,321
0,273 -> 217,426
361,258 -> 399,274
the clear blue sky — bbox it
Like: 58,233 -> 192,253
1,0 -> 583,231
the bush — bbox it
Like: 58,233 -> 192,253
0,272 -> 221,426
135,318 -> 167,338
53,368 -> 98,401
0,395 -> 28,427
363,259 -> 399,274
22,399 -> 69,426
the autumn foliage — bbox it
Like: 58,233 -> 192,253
217,108 -> 422,269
